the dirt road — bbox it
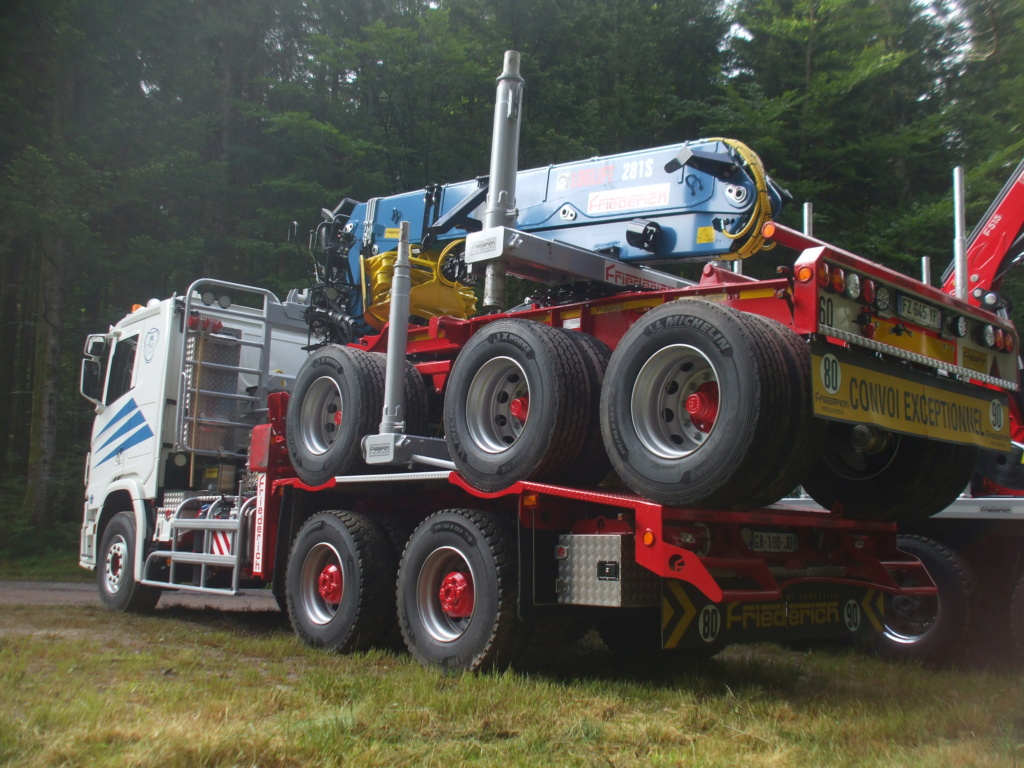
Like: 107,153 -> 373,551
0,580 -> 278,611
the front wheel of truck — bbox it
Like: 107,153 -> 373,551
97,511 -> 161,613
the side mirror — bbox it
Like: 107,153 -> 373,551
85,334 -> 109,358
80,358 -> 104,407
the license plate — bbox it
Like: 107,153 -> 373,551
896,294 -> 942,330
749,530 -> 798,553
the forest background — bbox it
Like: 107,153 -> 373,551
1,0 -> 1021,554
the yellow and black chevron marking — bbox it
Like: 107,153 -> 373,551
861,588 -> 885,633
661,580 -> 698,649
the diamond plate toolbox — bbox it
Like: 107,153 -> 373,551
556,534 -> 659,607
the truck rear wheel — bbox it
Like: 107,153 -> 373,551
444,319 -> 589,492
599,299 -> 794,508
876,535 -> 976,664
800,426 -> 975,521
97,511 -> 161,613
286,346 -> 385,485
286,510 -> 394,653
397,509 -> 528,671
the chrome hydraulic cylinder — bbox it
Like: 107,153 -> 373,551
481,50 -> 524,311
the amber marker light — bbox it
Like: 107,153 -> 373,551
796,264 -> 815,283
521,493 -> 540,508
642,530 -> 656,547
762,220 -> 777,239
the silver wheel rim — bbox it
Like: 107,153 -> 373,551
884,593 -> 939,644
300,376 -> 343,455
465,356 -> 529,454
417,546 -> 475,643
300,542 -> 343,626
104,535 -> 128,594
631,343 -> 719,459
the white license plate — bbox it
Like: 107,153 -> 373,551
750,531 -> 798,553
896,294 -> 942,330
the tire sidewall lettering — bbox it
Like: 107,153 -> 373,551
600,301 -> 763,504
430,520 -> 477,547
641,312 -> 733,355
485,330 -> 537,360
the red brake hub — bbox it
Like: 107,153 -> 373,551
509,396 -> 529,423
438,570 -> 475,618
685,382 -> 719,433
318,564 -> 343,604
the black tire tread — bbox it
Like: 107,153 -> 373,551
742,315 -> 825,507
554,330 -> 613,487
878,534 -> 977,664
363,352 -> 431,437
802,430 -> 976,522
287,509 -> 394,653
445,319 -> 591,491
600,299 -> 794,509
399,508 -> 528,671
97,512 -> 161,614
286,346 -> 385,485
721,310 -> 798,508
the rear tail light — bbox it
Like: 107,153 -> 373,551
861,279 -> 876,304
996,328 -> 1007,351
829,267 -> 846,294
816,262 -> 831,289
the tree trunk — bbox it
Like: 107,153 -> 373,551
21,233 -> 65,529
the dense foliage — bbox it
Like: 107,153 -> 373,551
1,0 -> 1022,551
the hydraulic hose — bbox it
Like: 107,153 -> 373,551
708,137 -> 776,259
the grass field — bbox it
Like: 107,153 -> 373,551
2,599 -> 1023,768
0,550 -> 91,582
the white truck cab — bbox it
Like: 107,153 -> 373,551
79,281 -> 310,573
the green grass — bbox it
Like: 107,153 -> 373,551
1,603 -> 1023,767
0,550 -> 89,582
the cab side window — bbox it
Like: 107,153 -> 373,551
105,335 -> 138,405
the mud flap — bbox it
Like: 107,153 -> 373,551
661,580 -> 885,650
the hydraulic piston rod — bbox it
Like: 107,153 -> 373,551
481,50 -> 524,311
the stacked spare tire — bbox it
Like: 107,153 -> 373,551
284,297 -> 972,522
